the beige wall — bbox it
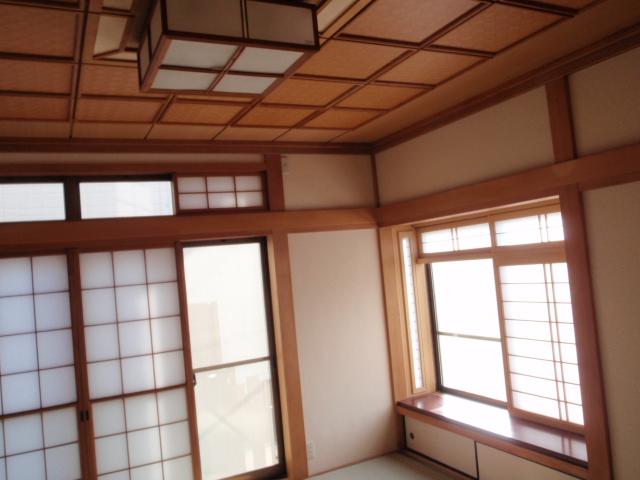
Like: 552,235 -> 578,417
583,181 -> 640,480
288,229 -> 396,475
570,46 -> 640,157
375,87 -> 554,205
282,154 -> 375,210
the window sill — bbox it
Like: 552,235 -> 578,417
397,392 -> 587,473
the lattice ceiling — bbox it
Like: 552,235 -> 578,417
0,0 -> 602,144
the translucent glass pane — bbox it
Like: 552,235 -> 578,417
80,252 -> 114,289
513,391 -> 560,419
508,337 -> 553,361
401,238 -> 423,390
496,215 -> 542,246
0,295 -> 35,335
145,248 -> 177,284
116,285 -> 150,322
4,413 -> 43,455
92,399 -> 126,437
150,316 -> 182,353
6,450 -> 46,480
195,361 -> 278,479
565,383 -> 582,404
118,321 -> 152,358
0,333 -> 38,374
232,47 -> 303,74
86,324 -> 120,362
183,243 -> 269,368
32,255 -> 68,293
0,422 -> 4,456
0,459 -> 4,480
246,1 -> 315,46
567,403 -> 584,425
121,355 -> 155,393
43,407 -> 78,447
206,176 -> 234,192
500,264 -> 545,284
40,366 -> 76,407
113,250 -> 146,286
147,282 -> 179,318
95,434 -> 129,474
177,177 -> 206,194
157,388 -> 188,424
501,283 -> 547,302
503,301 -> 549,322
438,335 -> 506,401
236,192 -> 263,208
88,360 -> 122,399
1,372 -> 40,413
213,74 -> 276,94
99,470 -> 130,480
164,456 -> 193,480
0,257 -> 32,296
179,194 -> 207,210
128,428 -> 161,467
80,181 -> 174,219
511,373 -> 558,399
154,351 -> 185,388
84,289 -> 118,326
456,223 -> 491,250
235,175 -> 262,192
0,183 -> 65,223
421,229 -> 454,254
208,193 -> 236,209
152,69 -> 216,91
163,40 -> 237,69
509,355 -> 556,381
431,259 -> 500,337
160,421 -> 190,458
131,462 -> 162,480
37,329 -> 74,369
125,393 -> 158,431
35,293 -> 71,331
46,443 -> 81,480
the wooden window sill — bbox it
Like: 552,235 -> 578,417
398,392 -> 588,471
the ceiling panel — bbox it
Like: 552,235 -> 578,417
337,85 -> 425,109
304,109 -> 381,129
76,97 -> 164,122
0,4 -> 78,58
540,0 -> 597,7
215,127 -> 288,141
378,50 -> 484,85
263,79 -> 354,106
294,40 -> 407,80
0,121 -> 71,138
0,95 -> 69,121
178,94 -> 254,103
147,124 -> 223,140
81,65 -> 165,97
73,122 -> 152,139
237,106 -> 317,127
434,4 -> 562,53
161,102 -> 245,125
276,128 -> 347,142
341,0 -> 478,43
0,60 -> 74,94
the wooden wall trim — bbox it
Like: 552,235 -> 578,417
560,186 -> 613,480
546,76 -> 577,163
373,23 -> 640,153
265,154 -> 286,211
0,208 -> 377,252
0,139 -> 373,155
268,231 -> 309,479
376,142 -> 640,226
0,162 -> 267,176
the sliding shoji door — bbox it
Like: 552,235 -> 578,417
0,254 -> 83,480
79,248 -> 195,480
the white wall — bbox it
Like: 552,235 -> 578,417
583,181 -> 640,480
570,46 -> 640,157
282,154 -> 375,210
375,87 -> 554,204
288,229 -> 396,475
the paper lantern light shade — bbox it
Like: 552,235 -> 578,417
138,0 -> 318,94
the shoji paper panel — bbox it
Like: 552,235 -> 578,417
80,248 -> 185,400
0,406 -> 81,480
0,255 -> 76,415
92,387 -> 193,480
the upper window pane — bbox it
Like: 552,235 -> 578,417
0,183 -> 65,223
422,223 -> 491,254
80,181 -> 174,219
495,212 -> 564,246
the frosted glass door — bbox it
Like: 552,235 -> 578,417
0,254 -> 82,480
183,241 -> 282,480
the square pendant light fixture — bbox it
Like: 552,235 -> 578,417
138,0 -> 319,95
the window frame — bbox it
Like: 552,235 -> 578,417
407,200 -> 586,434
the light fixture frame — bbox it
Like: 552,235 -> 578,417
137,0 -> 320,96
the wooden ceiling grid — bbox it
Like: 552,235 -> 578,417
0,0 -> 599,144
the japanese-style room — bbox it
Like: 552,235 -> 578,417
0,0 -> 638,479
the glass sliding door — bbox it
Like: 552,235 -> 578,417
182,240 -> 283,480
